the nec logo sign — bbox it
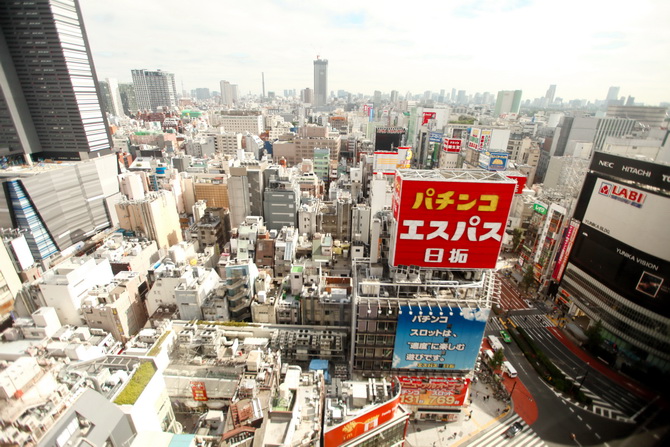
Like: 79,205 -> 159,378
599,160 -> 615,168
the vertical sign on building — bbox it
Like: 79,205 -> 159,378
190,381 -> 208,401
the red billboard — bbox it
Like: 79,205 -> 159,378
552,219 -> 580,282
443,138 -> 462,153
422,112 -> 436,125
391,172 -> 515,269
501,171 -> 527,194
190,381 -> 208,401
324,396 -> 400,446
397,377 -> 471,407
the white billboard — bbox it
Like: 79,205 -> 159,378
583,178 -> 670,261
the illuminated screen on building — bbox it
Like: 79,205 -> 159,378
391,172 -> 515,269
392,306 -> 490,370
375,127 -> 406,151
397,376 -> 471,407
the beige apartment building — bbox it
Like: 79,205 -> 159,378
115,190 -> 183,249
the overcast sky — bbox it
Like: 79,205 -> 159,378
80,0 -> 670,105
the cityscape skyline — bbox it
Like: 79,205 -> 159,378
79,0 -> 670,105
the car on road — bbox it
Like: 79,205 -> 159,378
504,422 -> 523,438
499,330 -> 512,343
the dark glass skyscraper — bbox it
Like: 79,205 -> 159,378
0,0 -> 111,162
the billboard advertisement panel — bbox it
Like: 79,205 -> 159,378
443,138 -> 462,153
429,132 -> 444,143
590,152 -> 670,190
324,395 -> 400,446
552,219 -> 580,282
392,306 -> 490,370
398,376 -> 471,407
396,146 -> 413,169
582,178 -> 670,261
422,112 -> 436,125
501,171 -> 527,194
391,174 -> 515,269
190,381 -> 208,401
478,151 -> 509,171
375,127 -> 406,151
568,227 -> 670,318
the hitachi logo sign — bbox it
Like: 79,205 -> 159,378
621,165 -> 652,177
599,160 -> 615,168
598,182 -> 646,208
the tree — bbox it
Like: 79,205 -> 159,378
491,349 -> 505,372
521,264 -> 535,292
512,228 -> 524,253
585,320 -> 604,350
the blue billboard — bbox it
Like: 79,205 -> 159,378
392,306 -> 489,370
478,151 -> 509,171
429,132 -> 444,143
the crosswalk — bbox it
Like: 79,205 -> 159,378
465,414 -> 547,447
486,314 -> 554,332
509,314 -> 554,329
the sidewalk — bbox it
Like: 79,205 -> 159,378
404,379 -> 515,447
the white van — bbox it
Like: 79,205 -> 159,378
484,349 -> 495,361
503,361 -> 518,378
488,335 -> 504,352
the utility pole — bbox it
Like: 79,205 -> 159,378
576,363 -> 590,394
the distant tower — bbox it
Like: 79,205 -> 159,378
131,69 -> 177,112
262,72 -> 265,100
494,90 -> 522,115
606,86 -> 620,102
545,84 -> 556,105
313,56 -> 328,107
220,80 -> 233,107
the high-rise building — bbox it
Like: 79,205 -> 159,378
115,190 -> 183,250
606,86 -> 620,102
545,84 -> 557,105
131,69 -> 177,112
0,155 -> 120,261
220,80 -> 233,107
118,82 -> 138,116
494,90 -> 522,116
301,87 -> 314,104
99,78 -> 125,118
557,153 -> 670,375
313,57 -> 328,107
390,90 -> 399,103
0,0 -> 112,161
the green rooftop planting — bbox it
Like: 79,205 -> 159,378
148,331 -> 171,357
114,362 -> 157,405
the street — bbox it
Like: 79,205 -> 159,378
477,268 -> 670,446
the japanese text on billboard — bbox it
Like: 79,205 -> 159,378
392,175 -> 515,269
392,307 -> 490,370
398,377 -> 471,407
